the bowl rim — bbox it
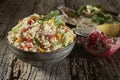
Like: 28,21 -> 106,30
6,37 -> 76,55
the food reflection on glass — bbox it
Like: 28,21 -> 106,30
7,10 -> 76,52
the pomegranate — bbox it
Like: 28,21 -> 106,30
83,30 -> 120,57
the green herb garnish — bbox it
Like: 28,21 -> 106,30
76,5 -> 86,16
55,16 -> 63,27
42,10 -> 59,21
34,38 -> 41,45
12,24 -> 22,33
92,12 -> 113,24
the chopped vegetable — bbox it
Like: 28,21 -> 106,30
18,19 -> 23,23
63,38 -> 69,47
76,5 -> 86,16
75,5 -> 116,24
56,33 -> 62,41
16,37 -> 22,42
55,16 -> 63,27
92,12 -> 113,24
65,28 -> 69,32
39,47 -> 45,52
24,44 -> 32,49
76,5 -> 101,16
26,37 -> 32,42
49,18 -> 55,23
28,19 -> 34,25
42,10 -> 59,21
34,38 -> 41,45
48,34 -> 56,41
21,28 -> 29,33
20,47 -> 24,50
12,24 -> 22,33
36,19 -> 43,24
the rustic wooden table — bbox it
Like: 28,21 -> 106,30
0,0 -> 120,80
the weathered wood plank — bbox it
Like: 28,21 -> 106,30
0,0 -> 23,38
0,0 -> 120,80
0,23 -> 8,39
33,0 -> 55,14
34,59 -> 71,80
0,38 -> 12,79
0,0 -> 36,79
0,0 -> 22,24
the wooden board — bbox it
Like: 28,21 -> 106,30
0,0 -> 120,80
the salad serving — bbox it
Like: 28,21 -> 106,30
7,10 -> 76,52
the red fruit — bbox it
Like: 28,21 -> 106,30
30,16 -> 37,21
83,30 -> 120,57
26,37 -> 32,42
65,28 -> 69,32
21,28 -> 28,33
62,24 -> 69,32
28,19 -> 34,25
24,43 -> 32,49
20,47 -> 24,50
27,16 -> 36,25
48,34 -> 56,40
18,19 -> 23,23
25,44 -> 32,49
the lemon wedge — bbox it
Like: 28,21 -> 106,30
96,23 -> 120,37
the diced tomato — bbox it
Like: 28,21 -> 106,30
20,47 -> 24,50
26,37 -> 32,42
24,43 -> 32,49
65,28 -> 69,32
27,16 -> 37,25
30,16 -> 37,21
62,24 -> 69,32
48,34 -> 56,40
28,19 -> 34,25
20,43 -> 32,50
62,23 -> 67,28
21,28 -> 28,33
18,19 -> 23,23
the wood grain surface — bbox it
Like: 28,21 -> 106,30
0,0 -> 120,80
